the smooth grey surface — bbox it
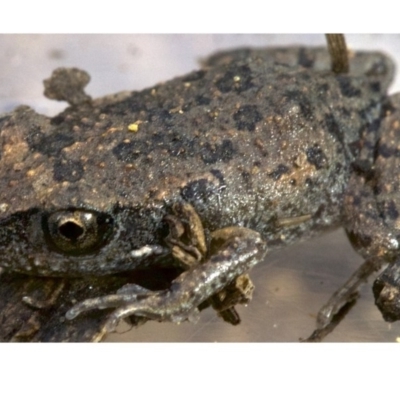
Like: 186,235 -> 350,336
1,34 -> 400,342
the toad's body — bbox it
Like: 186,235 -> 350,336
0,45 -> 394,329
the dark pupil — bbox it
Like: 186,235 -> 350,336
59,221 -> 84,241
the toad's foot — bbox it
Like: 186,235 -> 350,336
304,258 -> 383,341
373,260 -> 400,322
66,227 -> 267,332
205,273 -> 255,326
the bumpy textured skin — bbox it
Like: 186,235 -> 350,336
344,93 -> 400,321
344,94 -> 400,260
0,47 -> 394,281
0,45 -> 398,341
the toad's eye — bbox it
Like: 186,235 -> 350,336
43,210 -> 114,255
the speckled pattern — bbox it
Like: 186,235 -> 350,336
344,92 -> 400,322
0,43 -> 395,330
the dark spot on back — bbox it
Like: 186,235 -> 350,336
369,81 -> 381,93
377,143 -> 400,158
183,95 -> 212,112
358,100 -> 379,122
27,127 -> 76,157
268,164 -> 289,181
306,144 -> 328,169
112,141 -> 142,162
53,158 -> 84,182
181,179 -> 215,205
210,169 -> 226,187
324,113 -> 344,143
233,105 -> 262,131
336,76 -> 362,98
201,139 -> 235,164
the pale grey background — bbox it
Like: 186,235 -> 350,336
1,34 -> 400,342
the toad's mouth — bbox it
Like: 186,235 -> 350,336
129,245 -> 167,259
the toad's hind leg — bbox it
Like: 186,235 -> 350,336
315,259 -> 381,328
66,226 -> 267,332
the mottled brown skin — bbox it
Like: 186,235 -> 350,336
0,45 -> 395,336
336,93 -> 400,323
310,92 -> 400,336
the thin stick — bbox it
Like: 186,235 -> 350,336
326,34 -> 349,74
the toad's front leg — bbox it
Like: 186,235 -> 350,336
66,226 -> 267,332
